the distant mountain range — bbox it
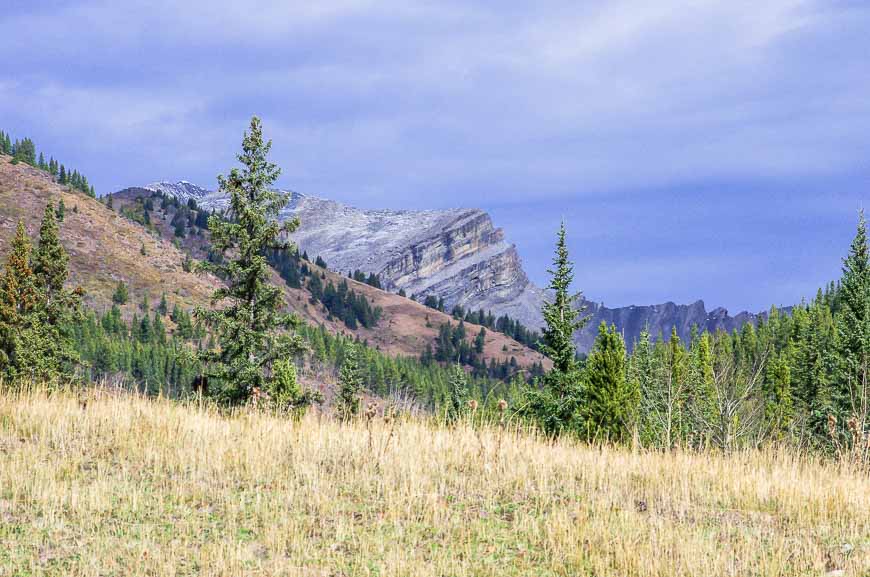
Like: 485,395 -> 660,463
136,180 -> 761,351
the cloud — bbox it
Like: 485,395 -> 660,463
1,0 -> 869,309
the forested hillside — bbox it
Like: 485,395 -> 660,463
0,147 -> 546,409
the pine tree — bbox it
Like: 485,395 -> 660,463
663,327 -> 689,447
32,204 -> 69,313
56,198 -> 65,221
765,347 -> 793,437
584,322 -> 637,443
522,223 -> 588,436
336,344 -> 363,420
833,211 -> 870,434
474,327 -> 486,354
630,326 -> 660,445
0,222 -> 65,382
446,363 -> 468,424
157,293 -> 168,316
112,281 -> 128,305
0,222 -> 40,378
541,222 -> 586,378
267,358 -> 323,418
195,116 -> 305,403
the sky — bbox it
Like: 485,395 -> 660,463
2,1 -> 869,313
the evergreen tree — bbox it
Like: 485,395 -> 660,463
584,322 -> 637,442
336,344 -> 364,420
56,198 -> 65,222
630,326 -> 661,445
523,223 -> 587,436
195,116 -> 305,403
0,220 -> 72,382
833,211 -> 870,432
268,358 -> 322,417
112,281 -> 128,305
32,202 -> 82,377
474,327 -> 486,354
540,222 -> 587,377
765,347 -> 793,437
32,205 -> 69,312
446,364 -> 468,424
0,222 -> 40,379
157,293 -> 168,316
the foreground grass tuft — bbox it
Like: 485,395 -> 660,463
0,387 -> 868,576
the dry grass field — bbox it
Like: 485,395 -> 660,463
0,387 -> 867,576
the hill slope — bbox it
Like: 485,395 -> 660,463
110,184 -> 548,370
0,159 -> 218,315
0,158 -> 547,374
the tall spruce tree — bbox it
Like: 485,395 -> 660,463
584,322 -> 637,443
540,222 -> 587,377
195,116 -> 305,403
833,211 -> 870,439
33,205 -> 69,313
523,223 -> 588,436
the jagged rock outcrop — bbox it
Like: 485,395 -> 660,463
135,180 -> 762,352
577,299 -> 758,352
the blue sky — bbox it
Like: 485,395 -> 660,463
2,1 -> 869,312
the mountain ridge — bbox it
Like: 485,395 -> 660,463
0,160 -> 548,377
129,180 -> 762,351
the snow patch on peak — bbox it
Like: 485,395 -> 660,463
144,181 -> 212,202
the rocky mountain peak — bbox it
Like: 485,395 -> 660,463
144,180 -> 212,203
134,179 -> 762,352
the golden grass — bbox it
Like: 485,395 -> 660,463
0,388 -> 868,576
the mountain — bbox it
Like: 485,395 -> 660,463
133,180 -> 761,351
106,181 -> 548,370
0,160 -> 546,377
139,181 -> 546,328
577,300 -> 759,352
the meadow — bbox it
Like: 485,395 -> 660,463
0,387 -> 867,576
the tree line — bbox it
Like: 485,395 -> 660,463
0,129 -> 95,197
521,220 -> 870,459
6,117 -> 865,461
418,293 -> 542,351
419,319 -> 545,383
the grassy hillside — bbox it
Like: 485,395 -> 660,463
0,157 -> 547,373
1,387 -> 867,576
0,157 -> 219,315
